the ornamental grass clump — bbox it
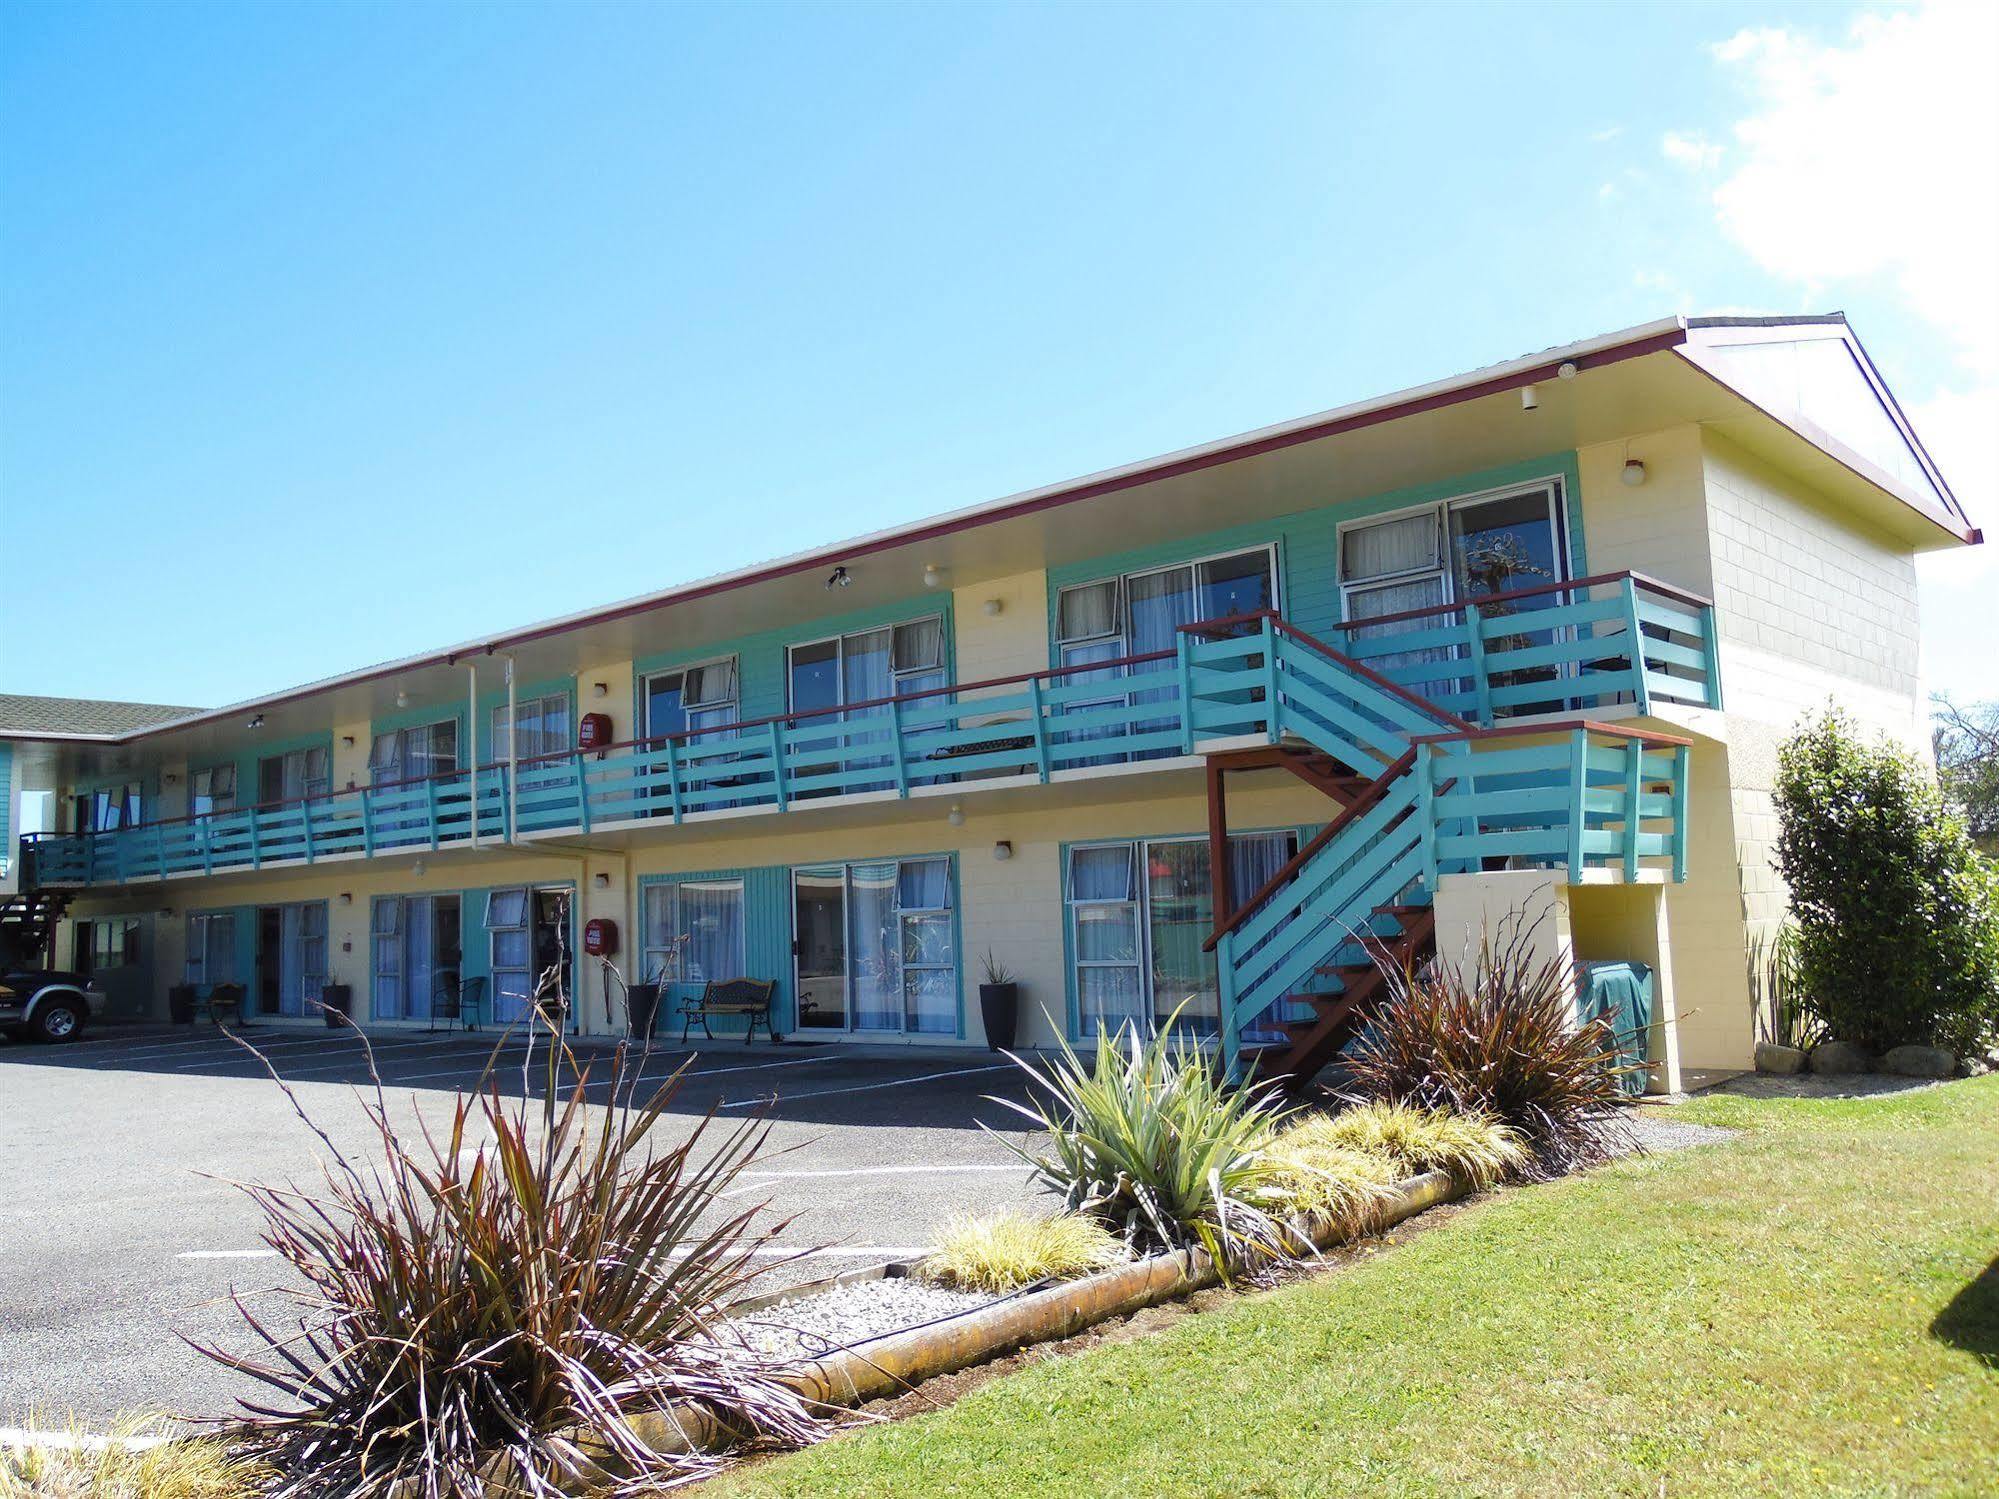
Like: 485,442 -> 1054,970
920,1210 -> 1126,1293
1346,928 -> 1637,1178
0,1415 -> 267,1499
193,1023 -> 828,1498
1261,1132 -> 1401,1229
1287,1101 -> 1526,1190
993,1007 -> 1295,1274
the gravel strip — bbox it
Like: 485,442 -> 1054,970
722,1276 -> 997,1363
1624,1113 -> 1735,1153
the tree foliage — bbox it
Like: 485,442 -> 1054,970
1774,706 -> 1999,1056
1934,694 -> 1999,854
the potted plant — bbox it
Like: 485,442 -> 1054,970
320,979 -> 354,1029
978,950 -> 1020,1052
168,984 -> 197,1025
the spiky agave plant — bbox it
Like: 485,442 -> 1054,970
1345,925 -> 1639,1178
991,1007 -> 1296,1276
193,1021 -> 826,1497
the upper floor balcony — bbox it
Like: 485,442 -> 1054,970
19,571 -> 1718,892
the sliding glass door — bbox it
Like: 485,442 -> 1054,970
371,894 -> 462,1022
792,858 -> 957,1036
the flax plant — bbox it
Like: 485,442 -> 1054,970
191,1016 -> 827,1498
991,1007 -> 1296,1276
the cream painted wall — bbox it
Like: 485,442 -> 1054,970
951,567 -> 1050,695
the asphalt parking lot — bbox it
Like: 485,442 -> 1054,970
0,1022 -> 1044,1427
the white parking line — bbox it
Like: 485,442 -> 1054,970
720,1161 -> 1025,1199
177,1249 -> 278,1260
243,1038 -> 492,1078
720,1063 -> 1013,1109
87,1032 -> 337,1063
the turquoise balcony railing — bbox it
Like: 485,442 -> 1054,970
19,570 -> 1717,891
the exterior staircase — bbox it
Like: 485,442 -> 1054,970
0,885 -> 74,970
1182,610 -> 1691,1086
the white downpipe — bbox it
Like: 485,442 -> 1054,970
503,654 -> 518,845
467,662 -> 481,851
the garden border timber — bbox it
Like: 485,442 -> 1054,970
590,1168 -> 1463,1467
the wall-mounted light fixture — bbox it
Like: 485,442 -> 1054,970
591,682 -> 609,699
338,892 -> 353,907
1621,459 -> 1648,488
593,872 -> 611,889
946,803 -> 965,828
341,735 -> 356,749
412,860 -> 427,877
992,840 -> 1013,862
825,566 -> 852,590
395,690 -> 410,709
247,714 -> 265,730
922,564 -> 942,589
983,597 -> 1004,617
1520,385 -> 1539,412
157,906 -> 174,919
1557,361 -> 1579,380
163,772 -> 179,786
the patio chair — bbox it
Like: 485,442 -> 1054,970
430,972 -> 486,1032
206,983 -> 246,1027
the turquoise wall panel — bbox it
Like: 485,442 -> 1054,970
475,676 -> 579,765
632,594 -> 956,732
0,742 -> 11,855
1043,453 -> 1586,661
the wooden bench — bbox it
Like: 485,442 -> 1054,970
678,977 -> 781,1044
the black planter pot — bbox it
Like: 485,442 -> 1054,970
978,983 -> 1019,1052
627,983 -> 663,1041
168,984 -> 196,1025
320,983 -> 354,1029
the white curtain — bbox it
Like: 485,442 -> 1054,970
1070,844 -> 1134,901
847,863 -> 899,1031
1343,512 -> 1440,581
406,896 -> 437,1021
678,880 -> 745,987
896,858 -> 950,909
1057,580 -> 1121,643
372,899 -> 403,1019
893,618 -> 943,673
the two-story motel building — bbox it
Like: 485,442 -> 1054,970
2,314 -> 1977,1086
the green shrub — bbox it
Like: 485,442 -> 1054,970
994,1009 -> 1295,1273
1345,931 -> 1637,1178
920,1210 -> 1126,1293
196,1028 -> 827,1496
1747,921 -> 1825,1051
1288,1101 -> 1526,1189
1773,707 -> 1999,1055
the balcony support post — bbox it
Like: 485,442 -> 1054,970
1463,604 -> 1493,725
1623,736 -> 1643,882
1671,744 -> 1691,882
768,721 -> 788,810
1622,578 -> 1653,715
1028,676 -> 1051,781
1566,731 -> 1589,881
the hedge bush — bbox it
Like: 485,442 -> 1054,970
1773,707 -> 1999,1056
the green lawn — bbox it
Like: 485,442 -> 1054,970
709,1078 -> 1999,1497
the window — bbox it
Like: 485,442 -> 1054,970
642,878 -> 746,988
369,720 -> 460,785
74,783 -> 143,833
1053,546 -> 1279,668
371,894 -> 461,1021
788,618 -> 946,716
486,887 -> 533,1019
1066,831 -> 1298,1038
1339,484 -> 1564,632
74,918 -> 141,975
644,657 -> 740,741
190,765 -> 236,818
896,858 -> 956,1035
491,694 -> 573,763
258,747 -> 330,805
1053,548 -> 1278,759
183,912 -> 236,987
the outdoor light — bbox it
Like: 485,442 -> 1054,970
412,860 -> 427,877
946,803 -> 965,827
163,772 -> 179,786
157,907 -> 174,919
341,735 -> 356,749
1622,459 -> 1648,488
1557,361 -> 1579,380
395,690 -> 409,708
338,892 -> 353,906
592,681 -> 609,699
992,840 -> 1013,861
594,872 -> 611,889
922,564 -> 942,589
825,566 -> 852,590
247,714 -> 265,729
983,597 -> 1004,617
1520,385 -> 1539,412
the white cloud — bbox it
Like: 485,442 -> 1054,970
1707,1 -> 1999,530
1590,125 -> 1625,144
1660,130 -> 1723,171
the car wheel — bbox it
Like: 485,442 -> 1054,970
30,1000 -> 85,1044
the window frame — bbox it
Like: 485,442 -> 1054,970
1054,542 -> 1283,665
184,911 -> 236,987
641,654 -> 742,741
642,877 -> 748,989
1335,478 -> 1569,627
784,614 -> 950,715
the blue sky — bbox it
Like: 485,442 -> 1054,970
3,1 -> 1992,705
